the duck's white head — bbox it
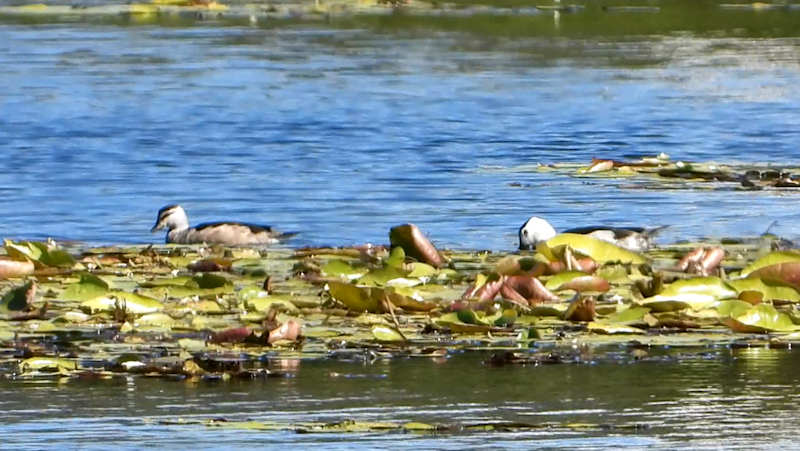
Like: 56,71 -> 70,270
518,216 -> 557,250
151,204 -> 189,233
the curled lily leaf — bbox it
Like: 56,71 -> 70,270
740,251 -> 800,277
0,257 -> 34,280
564,296 -> 596,322
557,275 -> 610,293
389,223 -> 445,268
677,246 -> 725,276
211,327 -> 252,344
749,262 -> 800,290
268,320 -> 301,343
504,275 -> 559,304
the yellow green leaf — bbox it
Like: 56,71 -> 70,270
537,233 -> 647,264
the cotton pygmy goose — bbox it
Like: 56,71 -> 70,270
151,204 -> 294,246
518,216 -> 665,252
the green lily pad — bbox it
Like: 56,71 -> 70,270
4,240 -> 74,268
81,291 -> 163,314
357,265 -> 406,286
604,306 -> 650,325
639,294 -> 718,312
715,300 -> 754,318
321,259 -> 366,280
328,281 -> 380,312
538,233 -> 648,264
371,325 -> 405,342
407,262 -> 437,279
61,273 -> 111,301
723,304 -> 799,333
136,312 -> 180,328
28,241 -> 75,267
727,277 -> 800,302
587,321 -> 646,334
434,312 -> 494,333
244,294 -> 299,313
385,246 -> 405,268
658,276 -> 737,299
19,357 -> 77,374
740,251 -> 800,277
4,240 -> 43,262
404,422 -> 437,431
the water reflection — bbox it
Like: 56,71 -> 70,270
3,349 -> 800,447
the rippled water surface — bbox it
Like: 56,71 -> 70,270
2,7 -> 800,250
3,348 -> 800,449
3,3 -> 800,447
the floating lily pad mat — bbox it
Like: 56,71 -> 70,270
2,234 -> 800,383
504,154 -> 800,191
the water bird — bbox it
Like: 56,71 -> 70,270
518,216 -> 665,252
151,204 -> 294,246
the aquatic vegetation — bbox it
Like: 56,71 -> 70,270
2,226 -> 800,382
524,154 -> 800,191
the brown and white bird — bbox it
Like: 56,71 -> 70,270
151,204 -> 293,246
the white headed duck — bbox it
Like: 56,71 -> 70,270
151,204 -> 293,246
518,216 -> 665,252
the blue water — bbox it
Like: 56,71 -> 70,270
1,23 -> 800,250
3,349 -> 800,449
3,12 -> 800,448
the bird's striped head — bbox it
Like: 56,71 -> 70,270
151,204 -> 189,233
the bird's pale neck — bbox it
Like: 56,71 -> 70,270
164,209 -> 190,231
